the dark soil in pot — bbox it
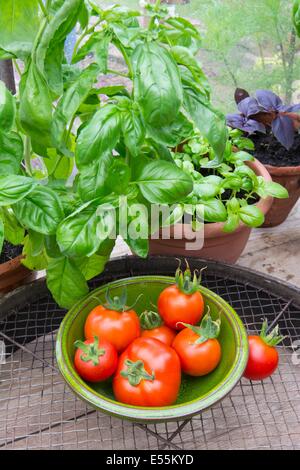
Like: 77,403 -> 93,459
250,132 -> 300,227
251,132 -> 300,167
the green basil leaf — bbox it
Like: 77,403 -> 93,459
35,0 -> 83,97
72,30 -> 111,72
146,112 -> 194,147
135,160 -> 193,204
0,80 -> 15,130
52,64 -> 99,147
293,0 -> 300,37
106,159 -> 131,195
170,46 -> 210,98
78,152 -> 113,202
262,181 -> 289,199
27,230 -> 44,257
161,17 -> 201,53
201,199 -> 227,223
124,200 -> 149,258
45,234 -> 62,258
223,213 -> 240,233
76,104 -> 121,167
132,42 -> 183,127
0,217 -> 4,254
0,131 -> 23,175
75,239 -> 115,281
0,207 -> 25,245
149,141 -> 174,162
13,186 -> 64,235
21,234 -> 48,271
193,177 -> 221,200
19,63 -> 53,148
228,151 -> 254,163
0,0 -> 39,58
44,148 -> 74,180
56,200 -> 104,258
119,100 -> 145,157
126,236 -> 149,259
0,175 -> 36,206
182,72 -> 227,163
46,257 -> 89,308
239,205 -> 265,228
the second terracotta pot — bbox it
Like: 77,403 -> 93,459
0,256 -> 32,294
149,160 -> 273,264
262,164 -> 300,227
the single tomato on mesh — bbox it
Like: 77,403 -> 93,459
158,262 -> 205,330
84,290 -> 141,353
244,320 -> 284,381
140,310 -> 177,346
74,336 -> 118,383
113,337 -> 181,407
172,310 -> 222,376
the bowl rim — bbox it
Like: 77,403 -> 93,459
56,275 -> 249,423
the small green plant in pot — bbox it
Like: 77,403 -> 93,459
149,127 -> 288,263
0,0 -> 231,308
227,88 -> 300,227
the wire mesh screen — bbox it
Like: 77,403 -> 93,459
0,262 -> 299,450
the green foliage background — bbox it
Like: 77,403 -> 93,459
99,0 -> 299,113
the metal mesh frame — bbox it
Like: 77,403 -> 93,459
0,258 -> 299,450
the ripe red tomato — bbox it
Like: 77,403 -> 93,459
141,325 -> 177,346
113,337 -> 181,407
173,327 -> 221,376
244,321 -> 284,381
74,336 -> 118,383
158,285 -> 204,330
157,262 -> 205,330
84,291 -> 140,353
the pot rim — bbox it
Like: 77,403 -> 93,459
154,158 -> 273,240
264,163 -> 300,176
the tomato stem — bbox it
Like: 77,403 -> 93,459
175,259 -> 207,295
121,359 -> 155,386
177,307 -> 221,345
74,336 -> 106,366
140,310 -> 163,330
104,288 -> 143,312
260,320 -> 286,347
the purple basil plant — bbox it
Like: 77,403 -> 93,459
226,88 -> 300,150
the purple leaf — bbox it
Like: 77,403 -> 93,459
226,113 -> 245,130
256,90 -> 282,111
272,115 -> 295,150
235,88 -> 250,104
226,114 -> 266,134
243,119 -> 266,135
279,104 -> 300,113
238,97 -> 263,118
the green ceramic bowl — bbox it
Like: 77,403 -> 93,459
56,276 -> 249,423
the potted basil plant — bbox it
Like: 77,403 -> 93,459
149,127 -> 288,263
0,0 -> 230,307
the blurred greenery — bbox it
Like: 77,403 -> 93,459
96,1 -> 300,112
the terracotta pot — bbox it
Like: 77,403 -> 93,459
0,255 -> 32,294
262,164 -> 300,227
149,159 -> 273,264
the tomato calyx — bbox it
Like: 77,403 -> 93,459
74,336 -> 106,366
260,319 -> 286,347
120,359 -> 155,386
175,259 -> 206,295
104,288 -> 141,312
140,310 -> 163,330
178,309 -> 221,345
